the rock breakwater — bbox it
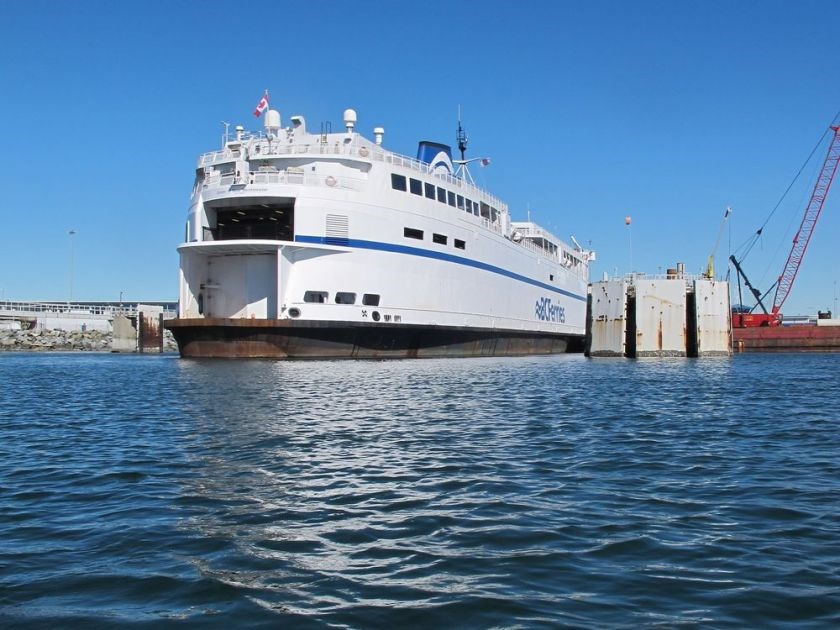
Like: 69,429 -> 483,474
0,328 -> 177,352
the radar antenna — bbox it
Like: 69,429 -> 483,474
453,107 -> 491,185
456,106 -> 468,161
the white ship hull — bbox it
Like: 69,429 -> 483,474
166,107 -> 592,358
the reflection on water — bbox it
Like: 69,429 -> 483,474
1,353 -> 839,626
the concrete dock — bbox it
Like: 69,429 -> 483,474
587,269 -> 731,358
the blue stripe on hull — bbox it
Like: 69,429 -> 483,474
294,235 -> 587,302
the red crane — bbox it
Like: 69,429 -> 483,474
732,125 -> 840,327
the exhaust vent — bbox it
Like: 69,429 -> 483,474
325,214 -> 349,246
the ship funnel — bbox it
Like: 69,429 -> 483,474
417,141 -> 453,174
374,127 -> 384,145
343,108 -> 357,133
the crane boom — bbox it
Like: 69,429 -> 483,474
772,126 -> 840,314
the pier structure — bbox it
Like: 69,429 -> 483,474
0,301 -> 176,352
587,267 -> 731,358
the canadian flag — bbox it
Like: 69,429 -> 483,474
253,93 -> 269,117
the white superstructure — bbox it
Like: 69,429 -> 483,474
167,104 -> 594,358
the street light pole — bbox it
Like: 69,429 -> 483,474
68,229 -> 76,303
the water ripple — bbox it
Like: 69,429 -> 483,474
1,352 -> 839,626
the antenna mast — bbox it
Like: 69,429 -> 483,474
456,106 -> 468,162
453,107 -> 491,184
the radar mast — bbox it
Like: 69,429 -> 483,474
456,105 -> 468,162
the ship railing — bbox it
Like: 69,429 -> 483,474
511,223 -> 589,265
478,217 -> 503,235
607,272 -> 704,283
203,170 -> 366,192
514,237 -> 588,278
505,238 -> 590,280
199,142 -> 508,213
514,236 -> 560,260
510,222 -> 568,248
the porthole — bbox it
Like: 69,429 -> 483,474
288,307 -> 301,318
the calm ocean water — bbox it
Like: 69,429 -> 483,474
1,352 -> 838,628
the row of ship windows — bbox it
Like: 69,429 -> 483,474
404,227 -> 466,250
303,291 -> 380,306
391,174 -> 499,220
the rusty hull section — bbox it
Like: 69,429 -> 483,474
733,325 -> 840,352
165,318 -> 584,359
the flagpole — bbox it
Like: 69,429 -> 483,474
253,90 -> 270,118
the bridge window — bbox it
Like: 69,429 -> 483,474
409,178 -> 422,195
424,182 -> 436,199
437,187 -> 447,203
391,174 -> 407,191
303,291 -> 328,303
447,191 -> 456,207
457,195 -> 465,211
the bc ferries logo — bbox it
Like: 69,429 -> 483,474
429,150 -> 454,174
535,297 -> 565,323
417,142 -> 454,175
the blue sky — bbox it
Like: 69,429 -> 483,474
1,1 -> 838,314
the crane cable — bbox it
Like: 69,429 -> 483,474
733,107 -> 840,263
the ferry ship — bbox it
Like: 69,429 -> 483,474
165,103 -> 594,358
